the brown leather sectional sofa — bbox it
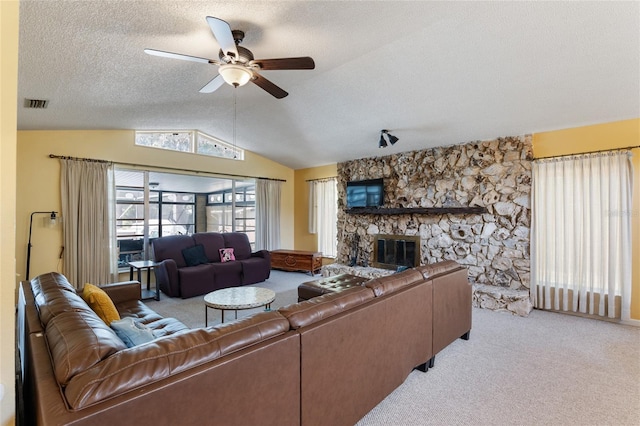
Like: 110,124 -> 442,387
17,261 -> 471,426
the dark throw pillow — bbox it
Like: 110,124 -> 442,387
182,244 -> 209,266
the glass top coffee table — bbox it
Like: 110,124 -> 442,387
204,287 -> 276,326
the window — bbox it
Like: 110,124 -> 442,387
531,152 -> 633,319
135,131 -> 193,153
116,183 -> 146,268
309,178 -> 338,257
196,132 -> 244,160
153,192 -> 195,238
115,170 -> 256,267
115,170 -> 196,268
206,181 -> 256,249
135,130 -> 244,160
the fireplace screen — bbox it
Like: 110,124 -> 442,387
372,234 -> 420,269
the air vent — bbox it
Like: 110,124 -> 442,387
24,99 -> 49,109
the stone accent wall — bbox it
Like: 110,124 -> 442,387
337,135 -> 533,292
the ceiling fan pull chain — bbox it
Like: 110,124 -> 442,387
233,88 -> 237,159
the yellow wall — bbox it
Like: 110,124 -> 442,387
533,118 -> 640,321
1,1 -> 19,423
293,164 -> 337,253
16,130 -> 295,281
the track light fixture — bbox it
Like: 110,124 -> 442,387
379,133 -> 387,148
379,129 -> 399,148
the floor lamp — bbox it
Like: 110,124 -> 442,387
26,211 -> 58,280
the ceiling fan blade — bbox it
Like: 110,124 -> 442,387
250,57 -> 315,70
251,72 -> 288,99
144,48 -> 216,64
199,75 -> 225,93
206,16 -> 238,60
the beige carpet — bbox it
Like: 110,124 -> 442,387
145,269 -> 304,328
358,308 -> 640,426
146,271 -> 640,425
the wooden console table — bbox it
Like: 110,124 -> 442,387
270,250 -> 322,275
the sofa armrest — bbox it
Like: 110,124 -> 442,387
102,281 -> 141,304
154,259 -> 181,297
251,250 -> 271,262
431,268 -> 472,355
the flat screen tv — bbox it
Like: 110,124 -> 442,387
346,178 -> 384,208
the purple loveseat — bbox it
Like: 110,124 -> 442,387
151,232 -> 271,298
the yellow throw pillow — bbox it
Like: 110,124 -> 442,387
82,283 -> 120,325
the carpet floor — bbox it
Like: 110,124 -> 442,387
358,307 -> 640,426
146,271 -> 640,425
145,269 -> 304,328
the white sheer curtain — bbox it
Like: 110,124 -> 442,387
309,178 -> 337,257
60,159 -> 117,287
308,181 -> 317,234
531,151 -> 633,319
255,179 -> 281,250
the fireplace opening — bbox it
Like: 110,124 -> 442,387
372,234 -> 420,269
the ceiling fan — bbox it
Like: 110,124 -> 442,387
144,16 -> 315,99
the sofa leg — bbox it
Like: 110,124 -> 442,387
461,331 -> 470,340
428,356 -> 435,368
415,362 -> 429,373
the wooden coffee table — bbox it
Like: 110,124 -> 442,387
204,286 -> 276,326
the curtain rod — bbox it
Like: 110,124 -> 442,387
534,145 -> 640,161
48,154 -> 287,182
305,176 -> 338,182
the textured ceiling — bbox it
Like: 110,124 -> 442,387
18,1 -> 640,169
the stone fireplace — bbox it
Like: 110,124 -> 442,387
332,135 -> 534,316
373,234 -> 420,269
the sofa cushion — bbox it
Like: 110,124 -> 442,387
152,234 -> 195,268
116,300 -> 189,336
365,269 -> 424,297
110,317 -> 156,348
239,256 -> 271,285
182,244 -> 209,266
32,285 -> 93,327
219,247 -> 235,262
31,271 -> 76,294
278,286 -> 375,329
178,263 -> 217,298
192,232 -> 226,262
117,300 -> 164,323
64,310 -> 290,409
222,232 -> 252,260
46,310 -> 127,385
30,272 -> 93,327
143,317 -> 190,338
81,283 -> 121,325
209,261 -> 244,289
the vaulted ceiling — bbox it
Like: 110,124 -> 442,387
18,1 -> 640,169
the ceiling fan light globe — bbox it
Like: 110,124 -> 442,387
219,64 -> 253,87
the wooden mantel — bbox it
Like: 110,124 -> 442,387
345,207 -> 488,215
